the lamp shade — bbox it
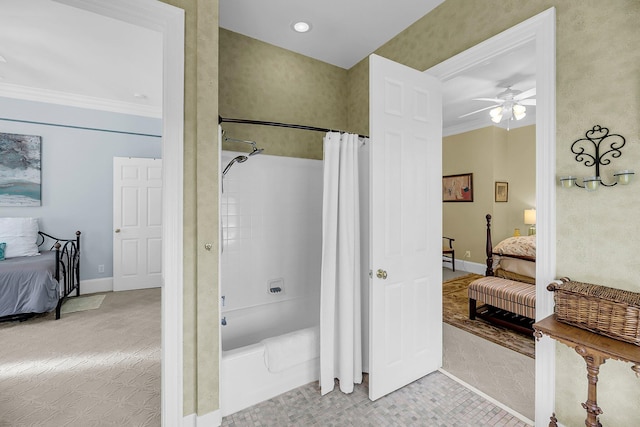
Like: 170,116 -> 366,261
524,209 -> 536,225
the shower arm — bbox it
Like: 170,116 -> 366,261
224,136 -> 257,151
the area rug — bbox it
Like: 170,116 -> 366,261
60,294 -> 106,315
443,273 -> 535,358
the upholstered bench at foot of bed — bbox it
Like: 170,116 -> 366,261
468,276 -> 536,320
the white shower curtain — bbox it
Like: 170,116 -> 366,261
320,132 -> 363,395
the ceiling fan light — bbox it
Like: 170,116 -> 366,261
513,104 -> 526,120
491,114 -> 503,123
514,111 -> 526,120
489,106 -> 503,118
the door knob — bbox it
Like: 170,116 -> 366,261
115,228 -> 121,233
376,269 -> 388,279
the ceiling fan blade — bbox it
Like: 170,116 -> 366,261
458,104 -> 500,118
515,88 -> 536,100
520,99 -> 536,106
473,97 -> 504,103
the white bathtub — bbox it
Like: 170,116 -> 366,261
220,297 -> 320,416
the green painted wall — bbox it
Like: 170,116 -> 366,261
219,29 -> 349,160
348,1 -> 640,425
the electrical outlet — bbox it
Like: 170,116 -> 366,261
464,251 -> 471,258
98,264 -> 105,273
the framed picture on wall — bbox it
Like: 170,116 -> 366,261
442,173 -> 473,202
495,181 -> 508,202
0,132 -> 42,207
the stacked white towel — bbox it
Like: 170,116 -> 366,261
261,326 -> 319,373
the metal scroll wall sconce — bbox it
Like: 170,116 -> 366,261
559,125 -> 634,191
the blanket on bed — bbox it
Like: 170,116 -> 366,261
0,251 -> 59,317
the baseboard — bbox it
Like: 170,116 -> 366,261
79,277 -> 113,295
458,260 -> 486,275
438,368 -> 534,426
183,410 -> 222,427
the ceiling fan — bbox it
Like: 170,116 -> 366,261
459,87 -> 536,124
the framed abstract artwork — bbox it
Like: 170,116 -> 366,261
0,132 -> 42,206
442,173 -> 473,202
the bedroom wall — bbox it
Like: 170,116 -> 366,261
348,1 -> 640,425
443,127 -> 496,265
0,97 -> 161,283
443,125 -> 535,266
503,125 -> 536,235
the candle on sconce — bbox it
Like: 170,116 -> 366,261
614,170 -> 635,185
559,176 -> 576,188
583,176 -> 600,192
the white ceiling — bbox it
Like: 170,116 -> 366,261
0,0 -> 163,117
441,40 -> 536,135
0,0 -> 535,134
219,0 -> 445,70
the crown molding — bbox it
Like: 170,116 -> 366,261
444,115 -> 535,137
0,82 -> 161,118
443,117 -> 488,136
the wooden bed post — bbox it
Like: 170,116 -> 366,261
485,214 -> 494,276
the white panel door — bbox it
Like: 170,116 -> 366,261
113,157 -> 163,291
368,54 -> 443,401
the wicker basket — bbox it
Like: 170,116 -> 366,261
547,279 -> 640,346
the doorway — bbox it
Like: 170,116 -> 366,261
56,0 -> 186,423
427,7 -> 557,424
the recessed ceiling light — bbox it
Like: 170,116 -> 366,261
292,21 -> 311,33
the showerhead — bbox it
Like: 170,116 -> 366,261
222,155 -> 248,177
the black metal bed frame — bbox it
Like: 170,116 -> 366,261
37,230 -> 81,320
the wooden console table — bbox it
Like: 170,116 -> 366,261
533,315 -> 640,427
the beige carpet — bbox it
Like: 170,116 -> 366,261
443,273 -> 535,358
443,323 -> 535,421
0,289 -> 160,426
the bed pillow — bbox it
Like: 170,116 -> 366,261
0,217 -> 40,258
493,235 -> 536,258
0,242 -> 5,261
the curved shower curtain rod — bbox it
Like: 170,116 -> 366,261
218,115 -> 369,139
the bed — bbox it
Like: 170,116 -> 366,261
468,214 -> 536,334
0,217 -> 81,321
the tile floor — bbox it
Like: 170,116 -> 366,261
221,371 -> 532,427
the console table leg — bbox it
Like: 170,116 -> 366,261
548,412 -> 558,427
576,346 -> 605,427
